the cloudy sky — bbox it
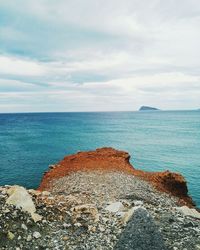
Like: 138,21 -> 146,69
0,0 -> 200,112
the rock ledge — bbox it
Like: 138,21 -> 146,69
39,147 -> 194,207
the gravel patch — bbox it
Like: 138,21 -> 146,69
0,171 -> 199,249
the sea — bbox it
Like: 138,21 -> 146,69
0,111 -> 199,206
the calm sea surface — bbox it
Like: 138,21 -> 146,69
0,111 -> 199,206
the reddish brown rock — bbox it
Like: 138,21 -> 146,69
132,170 -> 194,207
38,147 -> 194,207
38,147 -> 135,191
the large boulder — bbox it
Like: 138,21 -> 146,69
114,208 -> 168,250
105,202 -> 124,213
6,186 -> 42,222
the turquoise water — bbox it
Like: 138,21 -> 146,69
0,111 -> 199,206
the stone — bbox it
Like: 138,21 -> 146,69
99,225 -> 105,232
63,236 -> 69,241
42,191 -> 50,196
133,200 -> 143,206
74,222 -> 82,227
33,231 -> 41,239
6,186 -> 35,212
176,206 -> 200,219
115,208 -> 168,250
184,221 -> 194,227
21,223 -> 28,230
2,189 -> 7,195
32,213 -> 42,222
7,231 -> 15,240
49,164 -> 56,169
105,202 -> 124,213
28,189 -> 41,196
72,204 -> 99,224
27,235 -> 32,241
121,207 -> 139,224
88,225 -> 96,232
63,223 -> 71,228
4,208 -> 10,213
116,211 -> 126,218
6,185 -> 42,222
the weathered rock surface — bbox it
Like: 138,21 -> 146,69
1,170 -> 200,249
39,147 -> 193,206
115,208 -> 168,250
39,147 -> 134,190
6,185 -> 42,222
0,147 -> 199,249
176,206 -> 200,219
134,169 -> 194,206
105,202 -> 124,213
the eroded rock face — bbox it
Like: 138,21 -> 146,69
38,147 -> 134,190
38,147 -> 194,206
132,170 -> 194,206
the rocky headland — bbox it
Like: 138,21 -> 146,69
0,147 -> 200,250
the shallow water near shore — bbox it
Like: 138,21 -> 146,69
0,110 -> 199,206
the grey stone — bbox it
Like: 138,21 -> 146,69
105,202 -> 124,213
27,235 -> 32,241
33,231 -> 41,239
114,208 -> 168,250
176,206 -> 200,219
133,200 -> 143,206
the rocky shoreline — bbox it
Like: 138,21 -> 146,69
0,148 -> 200,249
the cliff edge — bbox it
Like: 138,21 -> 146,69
39,147 -> 193,207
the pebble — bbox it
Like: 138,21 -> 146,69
27,235 -> 32,241
33,231 -> 41,239
7,231 -> 15,240
133,200 -> 143,206
63,223 -> 71,228
21,223 -> 28,230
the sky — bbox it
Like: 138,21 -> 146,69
0,0 -> 200,112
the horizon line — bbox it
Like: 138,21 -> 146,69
0,108 -> 199,115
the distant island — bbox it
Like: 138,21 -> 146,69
139,106 -> 160,111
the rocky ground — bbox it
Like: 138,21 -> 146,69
1,147 -> 200,250
0,170 -> 200,250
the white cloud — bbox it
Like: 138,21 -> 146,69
0,0 -> 200,112
0,56 -> 46,76
1,72 -> 199,112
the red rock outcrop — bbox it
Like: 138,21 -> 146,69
38,147 -> 194,207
